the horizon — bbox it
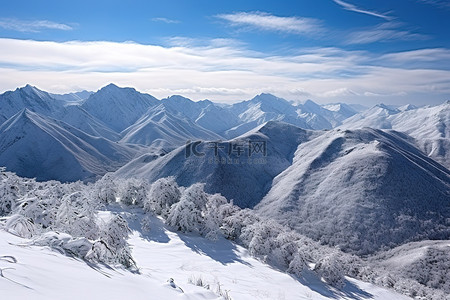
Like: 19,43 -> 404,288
1,0 -> 449,106
7,82 -> 450,109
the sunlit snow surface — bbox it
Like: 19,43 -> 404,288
0,212 -> 411,300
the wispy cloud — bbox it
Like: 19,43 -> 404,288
346,22 -> 428,44
151,17 -> 180,24
332,0 -> 393,20
380,48 -> 450,64
417,0 -> 450,9
216,12 -> 323,36
0,38 -> 448,105
0,18 -> 73,32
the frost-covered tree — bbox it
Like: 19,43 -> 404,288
181,183 -> 209,211
314,252 -> 346,288
118,178 -> 149,206
287,252 -> 307,277
53,191 -> 99,240
202,194 -> 228,240
272,231 -> 302,269
14,196 -> 53,228
221,208 -> 260,241
4,214 -> 37,238
404,247 -> 450,293
91,173 -> 118,204
0,169 -> 34,216
166,197 -> 202,233
240,219 -> 283,259
99,215 -> 135,268
144,177 -> 181,217
164,183 -> 209,233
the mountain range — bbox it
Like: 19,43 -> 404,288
0,83 -> 448,254
0,83 -> 365,181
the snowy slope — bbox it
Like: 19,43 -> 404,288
161,95 -> 212,120
340,104 -> 401,129
0,84 -> 64,124
116,121 -> 318,208
255,128 -> 450,254
0,216 -> 413,300
323,103 -> 360,119
55,105 -> 121,141
81,83 -> 159,132
300,100 -> 357,127
0,109 -> 139,181
120,103 -> 222,149
195,103 -> 241,135
341,102 -> 450,168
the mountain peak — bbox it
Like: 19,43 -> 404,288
250,93 -> 292,109
375,103 -> 395,110
163,95 -> 194,104
303,99 -> 321,109
19,84 -> 47,97
98,83 -> 124,93
398,104 -> 418,111
104,83 -> 119,89
252,93 -> 282,102
82,84 -> 158,132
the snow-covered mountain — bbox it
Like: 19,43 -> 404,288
120,103 -> 222,149
54,105 -> 121,141
158,95 -> 240,135
0,84 -> 64,124
224,93 -> 312,138
116,121 -> 318,207
341,102 -> 450,168
223,94 -> 357,138
255,128 -> 450,254
323,102 -> 361,117
50,90 -> 93,102
81,83 -> 159,132
161,95 -> 212,120
0,109 -> 139,181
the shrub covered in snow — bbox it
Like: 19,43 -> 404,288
144,176 -> 181,217
1,169 -> 449,299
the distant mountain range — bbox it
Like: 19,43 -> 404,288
340,102 -> 450,168
0,83 -> 449,254
0,83 -> 364,182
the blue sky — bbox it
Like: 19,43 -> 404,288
0,0 -> 449,105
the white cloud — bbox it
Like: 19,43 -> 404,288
345,22 -> 428,44
319,87 -> 359,98
0,38 -> 448,105
151,17 -> 180,24
379,48 -> 450,64
0,18 -> 73,32
216,12 -> 323,36
332,0 -> 393,20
